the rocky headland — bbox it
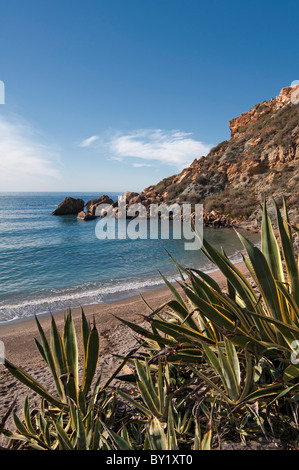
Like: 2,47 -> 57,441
52,85 -> 299,229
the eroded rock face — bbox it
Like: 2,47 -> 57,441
117,84 -> 299,225
53,86 -> 299,226
229,85 -> 299,137
85,195 -> 114,215
52,197 -> 84,215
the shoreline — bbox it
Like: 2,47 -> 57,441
0,249 -> 252,327
0,261 -> 249,432
0,260 -> 249,366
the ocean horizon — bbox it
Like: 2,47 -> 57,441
0,192 -> 260,324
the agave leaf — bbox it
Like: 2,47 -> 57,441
193,418 -> 211,450
108,430 -> 132,450
274,198 -> 299,306
78,390 -> 87,415
35,315 -> 65,401
237,232 -> 282,322
34,338 -> 48,364
64,372 -> 78,403
180,285 -> 236,329
261,199 -> 285,283
217,340 -> 241,402
92,419 -> 101,450
84,410 -> 95,449
193,419 -> 201,451
63,312 -> 79,395
202,343 -> 223,379
101,421 -> 132,450
55,421 -> 74,450
190,267 -> 222,293
157,363 -> 165,414
276,281 -> 299,324
242,309 -> 299,350
44,421 -> 52,448
168,349 -> 204,363
283,364 -> 299,383
200,237 -> 261,314
135,360 -> 161,418
76,406 -> 87,450
268,383 -> 299,407
146,417 -> 167,450
189,272 -> 220,306
36,411 -> 49,445
117,390 -> 152,418
245,384 -> 286,403
222,248 -> 238,300
81,308 -> 91,358
225,338 -> 241,388
81,320 -> 100,396
152,318 -> 215,347
13,411 -> 29,436
190,365 -> 233,404
239,348 -> 255,403
13,412 -> 51,450
164,248 -> 189,280
159,270 -> 189,312
166,402 -> 178,450
4,359 -> 65,408
200,429 -> 212,450
68,398 -> 78,431
121,426 -> 133,449
164,299 -> 198,330
178,286 -> 265,351
209,284 -> 257,334
23,397 -> 36,435
50,315 -> 68,377
115,315 -> 175,347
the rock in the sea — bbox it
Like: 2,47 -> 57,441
77,211 -> 96,221
85,195 -> 114,216
52,197 -> 84,215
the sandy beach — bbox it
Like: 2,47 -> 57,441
0,261 -> 249,436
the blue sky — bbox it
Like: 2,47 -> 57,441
0,0 -> 298,192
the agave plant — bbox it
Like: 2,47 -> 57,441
2,309 -> 137,449
4,309 -> 100,408
117,360 -> 211,450
118,198 -> 299,422
4,389 -> 124,450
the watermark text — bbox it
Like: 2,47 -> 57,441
95,197 -> 203,250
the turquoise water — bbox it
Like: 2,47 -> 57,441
0,192 -> 260,323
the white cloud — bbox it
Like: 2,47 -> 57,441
79,135 -> 100,147
108,129 -> 212,168
132,163 -> 152,168
109,156 -> 124,162
0,113 -> 62,189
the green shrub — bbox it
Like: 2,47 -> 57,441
118,198 -> 299,445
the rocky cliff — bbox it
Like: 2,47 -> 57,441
127,85 -> 299,226
53,85 -> 299,228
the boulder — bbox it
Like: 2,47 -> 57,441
52,197 -> 84,215
85,195 -> 114,216
77,211 -> 96,221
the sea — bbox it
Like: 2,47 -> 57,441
0,192 -> 261,323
